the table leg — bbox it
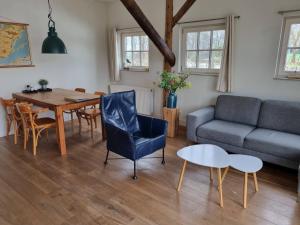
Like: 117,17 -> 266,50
243,173 -> 248,208
177,160 -> 187,192
217,168 -> 224,208
221,167 -> 229,183
253,173 -> 259,192
209,168 -> 214,182
55,106 -> 67,156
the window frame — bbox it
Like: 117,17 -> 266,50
179,20 -> 226,76
119,28 -> 150,72
275,15 -> 300,79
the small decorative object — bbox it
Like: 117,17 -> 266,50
0,21 -> 34,68
159,71 -> 191,108
42,0 -> 67,54
22,84 -> 38,94
38,79 -> 48,90
37,79 -> 52,92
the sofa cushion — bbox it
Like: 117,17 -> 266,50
215,95 -> 262,126
244,128 -> 300,161
258,100 -> 300,135
196,120 -> 255,147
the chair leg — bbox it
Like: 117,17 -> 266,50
94,117 -> 98,128
70,111 -> 74,130
162,148 -> 166,164
104,149 -> 110,165
132,160 -> 137,180
13,120 -> 18,145
78,116 -> 82,135
6,119 -> 11,138
90,118 -> 94,139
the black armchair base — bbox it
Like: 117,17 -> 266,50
103,148 -> 166,179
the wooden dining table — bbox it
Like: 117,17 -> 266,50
13,88 -> 104,156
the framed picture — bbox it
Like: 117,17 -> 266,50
0,21 -> 34,68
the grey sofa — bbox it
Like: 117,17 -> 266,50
187,95 -> 300,198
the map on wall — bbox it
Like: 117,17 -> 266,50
0,21 -> 33,68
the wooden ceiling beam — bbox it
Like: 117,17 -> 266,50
172,0 -> 197,27
120,0 -> 176,66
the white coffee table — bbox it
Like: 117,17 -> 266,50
176,144 -> 229,207
222,154 -> 263,208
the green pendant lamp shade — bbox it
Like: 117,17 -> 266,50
42,0 -> 67,54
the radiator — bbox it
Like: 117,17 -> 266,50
109,84 -> 154,115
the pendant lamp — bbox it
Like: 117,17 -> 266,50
42,0 -> 67,54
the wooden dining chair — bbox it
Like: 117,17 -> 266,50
64,88 -> 86,127
77,91 -> 106,139
16,103 -> 56,155
0,98 -> 22,144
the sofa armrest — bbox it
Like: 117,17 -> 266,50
298,164 -> 300,202
186,106 -> 215,142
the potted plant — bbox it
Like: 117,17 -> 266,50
159,71 -> 191,108
38,79 -> 49,90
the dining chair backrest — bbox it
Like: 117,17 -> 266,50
0,98 -> 15,116
75,88 -> 86,93
16,103 -> 35,130
94,91 -> 106,97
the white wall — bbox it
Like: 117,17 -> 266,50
0,0 -> 110,137
107,0 -> 300,124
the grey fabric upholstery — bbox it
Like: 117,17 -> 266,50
186,106 -> 215,142
258,100 -> 300,135
197,137 -> 299,169
197,120 -> 255,147
215,95 -> 262,126
187,96 -> 300,197
244,128 -> 300,161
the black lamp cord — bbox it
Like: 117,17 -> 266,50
47,0 -> 56,28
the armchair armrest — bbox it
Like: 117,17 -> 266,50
137,114 -> 168,137
186,106 -> 215,142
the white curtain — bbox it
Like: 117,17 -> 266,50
217,15 -> 235,92
108,28 -> 121,82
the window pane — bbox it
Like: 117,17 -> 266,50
198,51 -> 210,69
186,51 -> 197,68
199,31 -> 211,50
132,52 -> 141,66
141,52 -> 149,67
186,32 -> 198,50
124,52 -> 132,67
141,36 -> 149,51
132,36 -> 140,51
125,36 -> 132,51
211,50 -> 223,69
212,30 -> 225,49
285,48 -> 300,72
288,24 -> 300,48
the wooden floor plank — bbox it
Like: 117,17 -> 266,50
0,121 -> 299,225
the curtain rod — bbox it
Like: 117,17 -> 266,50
117,27 -> 140,31
177,16 -> 240,25
278,9 -> 300,15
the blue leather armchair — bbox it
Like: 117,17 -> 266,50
101,90 -> 168,179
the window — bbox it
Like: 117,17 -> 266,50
121,30 -> 149,71
275,16 -> 300,79
180,22 -> 225,75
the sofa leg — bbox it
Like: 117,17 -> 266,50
132,160 -> 137,180
104,149 -> 110,165
161,148 -> 166,165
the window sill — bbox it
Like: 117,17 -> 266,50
121,68 -> 150,72
274,75 -> 300,81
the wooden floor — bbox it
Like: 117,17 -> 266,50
0,122 -> 299,225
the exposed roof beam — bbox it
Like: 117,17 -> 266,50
120,0 -> 176,66
172,0 -> 197,27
